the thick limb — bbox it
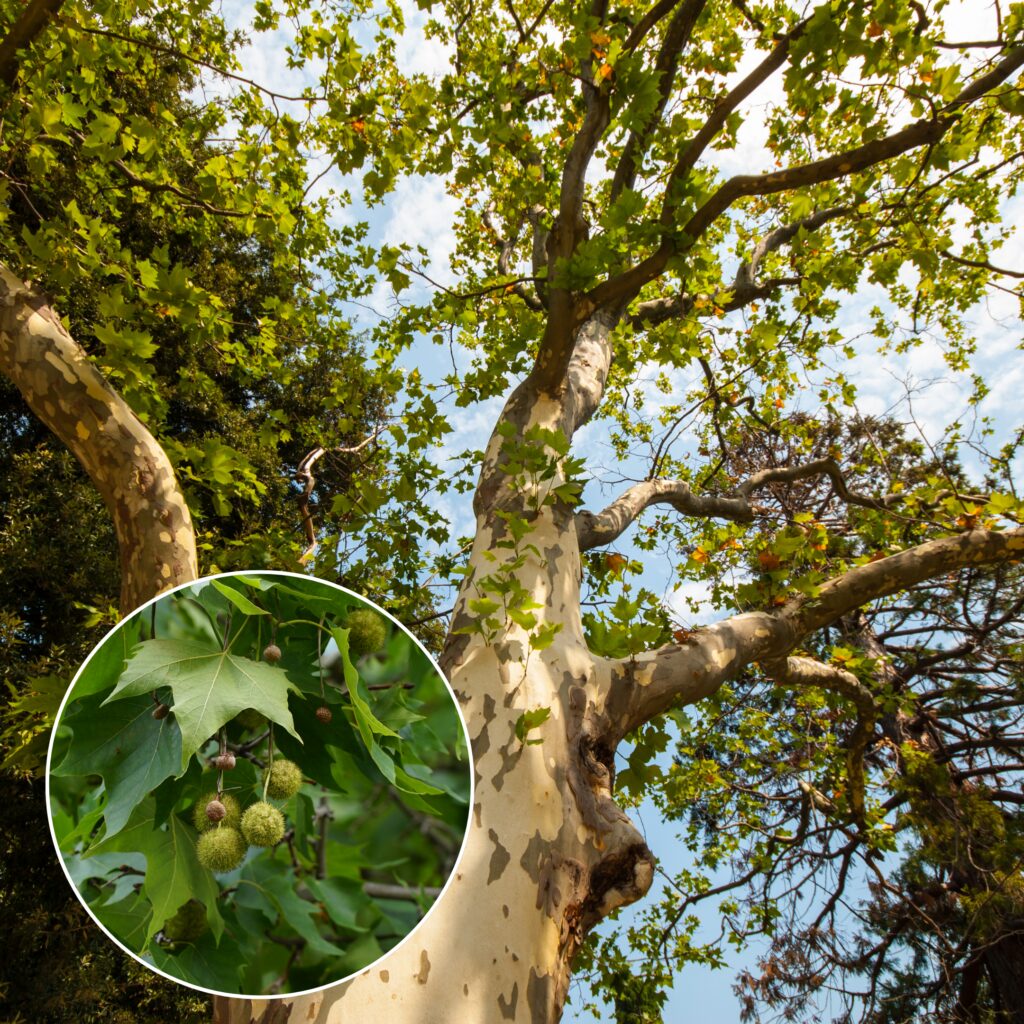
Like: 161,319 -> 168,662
0,267 -> 197,610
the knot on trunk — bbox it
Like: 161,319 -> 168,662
581,840 -> 655,928
564,686 -> 657,934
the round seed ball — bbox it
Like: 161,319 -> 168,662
213,752 -> 236,771
346,608 -> 387,657
315,705 -> 333,723
196,826 -> 247,873
241,801 -> 285,848
193,791 -> 240,833
264,759 -> 303,800
152,703 -> 170,720
262,643 -> 282,663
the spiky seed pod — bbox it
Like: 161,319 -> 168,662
196,827 -> 247,873
345,608 -> 388,657
162,899 -> 208,943
205,799 -> 227,824
213,752 -> 236,771
152,703 -> 170,720
264,758 -> 303,800
234,709 -> 266,731
241,801 -> 285,847
315,705 -> 333,723
193,791 -> 241,833
262,643 -> 282,663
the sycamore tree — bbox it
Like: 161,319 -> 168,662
3,1 -> 1024,1023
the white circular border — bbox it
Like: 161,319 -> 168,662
44,569 -> 475,1001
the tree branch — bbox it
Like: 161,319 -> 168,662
628,204 -> 870,326
362,882 -> 442,901
295,426 -> 388,563
610,0 -> 707,201
585,42 -> 1024,316
576,456 -> 900,551
576,478 -> 752,550
530,0 -> 613,392
0,267 -> 198,612
0,0 -> 63,87
763,655 -> 877,823
610,527 -> 1024,736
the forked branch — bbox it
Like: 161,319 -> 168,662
576,457 -> 900,551
610,527 -> 1024,735
586,42 -> 1024,315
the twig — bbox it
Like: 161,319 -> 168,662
296,426 -> 389,563
362,882 -> 442,901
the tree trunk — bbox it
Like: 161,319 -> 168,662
215,395 -> 653,1023
0,266 -> 197,609
983,931 -> 1024,1023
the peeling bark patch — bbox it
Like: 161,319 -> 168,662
503,903 -> 510,917
527,968 -> 556,1024
488,828 -> 511,883
498,982 -> 520,1020
416,949 -> 431,984
490,737 -> 523,792
474,722 -> 491,760
378,970 -> 389,982
520,830 -> 548,884
521,831 -> 585,916
474,693 -> 496,760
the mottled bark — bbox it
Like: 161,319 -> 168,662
212,361 -> 1024,1024
216,396 -> 655,1024
0,0 -> 64,87
0,266 -> 197,610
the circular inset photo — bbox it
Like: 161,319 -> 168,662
46,572 -> 470,997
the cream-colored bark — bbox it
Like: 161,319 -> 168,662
216,397 -> 653,1024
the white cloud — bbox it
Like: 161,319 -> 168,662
667,578 -> 721,625
395,0 -> 453,77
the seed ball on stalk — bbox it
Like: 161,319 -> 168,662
315,705 -> 333,724
193,791 -> 240,832
213,752 -> 236,771
196,826 -> 247,872
163,899 -> 208,943
152,703 -> 171,720
241,801 -> 285,847
262,643 -> 282,663
264,758 -> 303,800
345,608 -> 388,657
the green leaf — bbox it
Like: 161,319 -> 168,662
515,706 -> 551,744
94,893 -> 152,950
211,578 -> 270,615
104,639 -> 301,772
53,691 -> 181,838
87,798 -> 223,945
